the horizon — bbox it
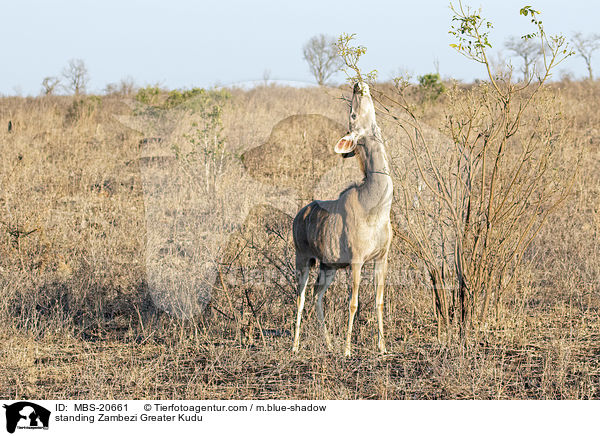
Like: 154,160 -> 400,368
3,0 -> 599,96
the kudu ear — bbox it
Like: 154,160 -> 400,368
334,134 -> 356,155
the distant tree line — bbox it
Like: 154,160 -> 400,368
36,30 -> 600,97
300,30 -> 600,87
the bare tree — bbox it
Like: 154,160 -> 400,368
302,34 -> 342,86
41,76 -> 60,95
571,32 -> 600,80
504,36 -> 542,81
62,58 -> 89,95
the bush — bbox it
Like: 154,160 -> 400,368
135,86 -> 231,111
417,73 -> 445,102
135,85 -> 162,106
165,87 -> 231,110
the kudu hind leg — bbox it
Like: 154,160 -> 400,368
292,258 -> 311,352
374,255 -> 389,354
314,266 -> 336,351
344,263 -> 363,357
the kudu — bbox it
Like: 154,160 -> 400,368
292,82 -> 393,356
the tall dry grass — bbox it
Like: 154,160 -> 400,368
0,82 -> 598,399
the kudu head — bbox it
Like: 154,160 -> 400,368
334,81 -> 377,157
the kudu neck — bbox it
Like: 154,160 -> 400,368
357,124 -> 389,178
355,123 -> 393,213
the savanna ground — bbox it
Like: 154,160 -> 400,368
0,80 -> 599,399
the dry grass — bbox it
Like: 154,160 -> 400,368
0,82 -> 599,399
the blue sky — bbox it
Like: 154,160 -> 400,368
2,0 -> 598,95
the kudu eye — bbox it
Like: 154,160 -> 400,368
351,113 -> 357,120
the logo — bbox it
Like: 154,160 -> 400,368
3,402 -> 50,434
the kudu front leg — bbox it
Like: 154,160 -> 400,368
374,255 -> 389,354
344,263 -> 363,357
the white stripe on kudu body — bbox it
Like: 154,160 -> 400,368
292,82 -> 393,357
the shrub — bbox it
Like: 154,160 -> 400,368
135,86 -> 231,112
165,87 -> 230,110
135,85 -> 162,106
417,73 -> 445,102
